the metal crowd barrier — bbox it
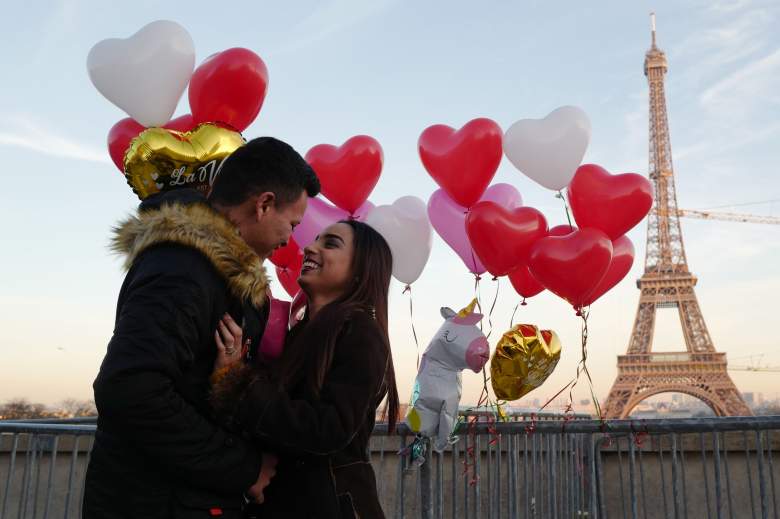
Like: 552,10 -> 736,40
2,415 -> 779,518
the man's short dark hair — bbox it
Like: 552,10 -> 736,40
208,137 -> 320,207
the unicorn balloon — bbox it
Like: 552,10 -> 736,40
405,299 -> 490,452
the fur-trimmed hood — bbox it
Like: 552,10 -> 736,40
111,201 -> 268,308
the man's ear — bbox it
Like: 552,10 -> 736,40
255,192 -> 276,217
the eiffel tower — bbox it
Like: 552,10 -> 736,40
602,14 -> 752,418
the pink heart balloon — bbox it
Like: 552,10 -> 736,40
427,183 -> 522,274
292,196 -> 374,249
257,297 -> 290,360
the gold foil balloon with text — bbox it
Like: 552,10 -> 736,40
123,123 -> 244,200
490,324 -> 561,401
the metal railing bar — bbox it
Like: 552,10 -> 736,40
43,435 -> 59,519
672,433 -> 681,519
464,432 -> 470,519
394,434 -> 405,519
436,450 -> 443,519
638,439 -> 648,519
524,435 -> 529,519
765,430 -> 778,519
487,433 -> 493,519
17,434 -> 31,519
712,432 -> 723,519
679,434 -> 689,519
547,434 -> 554,519
32,437 -> 43,519
77,435 -> 93,519
474,434 -> 481,519
451,435 -> 458,519
746,429 -> 758,519
658,435 -> 669,519
701,432 -> 713,519
1,434 -> 19,519
722,432 -> 735,519
508,434 -> 516,519
628,435 -> 638,519
62,435 -> 80,519
617,437 -> 628,519
589,433 -> 597,519
756,430 -> 768,519
495,433 -> 501,519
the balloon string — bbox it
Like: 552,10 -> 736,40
510,303 -> 519,328
473,274 -> 483,331
462,366 -> 499,485
403,284 -> 421,370
557,190 -> 574,229
563,308 -> 602,419
486,277 -> 500,340
536,309 -> 600,420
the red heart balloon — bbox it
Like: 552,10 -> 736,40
508,266 -> 545,300
189,48 -> 269,132
419,118 -> 503,208
107,118 -> 145,171
528,228 -> 613,310
269,237 -> 303,271
549,224 -> 576,236
567,164 -> 653,240
107,115 -> 201,172
164,113 -> 196,132
305,136 -> 383,214
465,202 -> 548,277
275,251 -> 303,298
582,235 -> 635,306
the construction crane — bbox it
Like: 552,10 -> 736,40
677,209 -> 780,225
727,354 -> 780,372
729,365 -> 780,372
672,198 -> 780,225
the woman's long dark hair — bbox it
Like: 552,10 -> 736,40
275,220 -> 400,432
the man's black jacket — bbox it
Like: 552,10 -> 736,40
83,190 -> 269,519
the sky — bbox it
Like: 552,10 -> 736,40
0,0 -> 778,412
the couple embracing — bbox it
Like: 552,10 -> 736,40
83,137 -> 399,518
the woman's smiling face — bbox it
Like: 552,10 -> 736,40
298,222 -> 355,300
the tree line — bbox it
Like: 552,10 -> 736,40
0,398 -> 97,420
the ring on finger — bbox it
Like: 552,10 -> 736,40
225,347 -> 236,355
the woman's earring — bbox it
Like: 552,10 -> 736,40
369,306 -> 376,320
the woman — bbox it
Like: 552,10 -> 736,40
211,220 -> 399,518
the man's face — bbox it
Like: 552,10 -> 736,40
241,191 -> 308,259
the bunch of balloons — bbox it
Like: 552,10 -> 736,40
88,20 -> 269,199
271,135 -> 435,298
88,22 -> 651,314
420,107 -> 653,313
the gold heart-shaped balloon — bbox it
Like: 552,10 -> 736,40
124,123 -> 244,200
490,324 -> 562,401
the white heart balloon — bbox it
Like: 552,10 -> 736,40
366,196 -> 433,285
87,20 -> 195,127
503,106 -> 591,191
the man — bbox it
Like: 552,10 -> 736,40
84,137 -> 320,518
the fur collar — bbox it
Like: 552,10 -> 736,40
111,202 -> 268,308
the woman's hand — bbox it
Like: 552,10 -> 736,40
214,313 -> 244,371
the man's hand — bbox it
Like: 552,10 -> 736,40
247,452 -> 278,504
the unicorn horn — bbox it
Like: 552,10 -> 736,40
457,298 -> 478,317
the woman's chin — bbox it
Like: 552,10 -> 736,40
297,274 -> 314,292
